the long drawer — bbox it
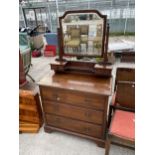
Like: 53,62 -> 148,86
40,86 -> 106,110
45,114 -> 103,138
43,100 -> 103,124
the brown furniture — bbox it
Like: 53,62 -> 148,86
105,79 -> 135,154
105,110 -> 135,155
108,82 -> 135,126
121,50 -> 135,63
58,10 -> 110,61
114,67 -> 135,91
52,10 -> 113,77
39,72 -> 112,147
39,10 -> 113,148
19,82 -> 43,133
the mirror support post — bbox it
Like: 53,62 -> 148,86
104,23 -> 109,63
57,27 -> 63,62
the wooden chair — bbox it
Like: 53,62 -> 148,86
105,81 -> 135,155
108,67 -> 135,126
105,110 -> 135,155
114,67 -> 135,91
108,81 -> 135,127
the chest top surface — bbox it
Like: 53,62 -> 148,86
39,72 -> 112,96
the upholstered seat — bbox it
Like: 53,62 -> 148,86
109,110 -> 135,141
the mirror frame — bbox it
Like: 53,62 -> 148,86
58,10 -> 107,58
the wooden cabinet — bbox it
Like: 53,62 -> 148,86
19,83 -> 43,133
39,72 -> 112,146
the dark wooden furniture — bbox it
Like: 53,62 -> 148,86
114,67 -> 135,91
121,50 -> 135,63
59,10 -> 107,58
108,81 -> 135,127
51,10 -> 113,77
39,72 -> 112,147
107,67 -> 135,125
19,82 -> 43,133
105,110 -> 135,155
105,80 -> 135,154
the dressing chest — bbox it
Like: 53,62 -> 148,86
39,9 -> 113,147
39,72 -> 112,146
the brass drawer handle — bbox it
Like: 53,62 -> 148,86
57,97 -> 60,101
52,94 -> 60,101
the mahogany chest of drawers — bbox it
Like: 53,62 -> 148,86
39,72 -> 112,146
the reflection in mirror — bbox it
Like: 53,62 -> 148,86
61,13 -> 104,56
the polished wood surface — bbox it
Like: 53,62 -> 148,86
46,114 -> 102,138
43,101 -> 103,124
116,81 -> 135,110
19,82 -> 43,133
39,72 -> 112,147
39,72 -> 112,96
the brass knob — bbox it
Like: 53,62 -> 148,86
57,97 -> 60,101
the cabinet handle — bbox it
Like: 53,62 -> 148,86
57,97 -> 60,101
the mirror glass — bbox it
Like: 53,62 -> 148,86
61,12 -> 104,56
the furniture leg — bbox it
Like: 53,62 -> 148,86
96,141 -> 105,148
108,105 -> 113,128
105,139 -> 111,155
44,126 -> 53,133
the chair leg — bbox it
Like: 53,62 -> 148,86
108,105 -> 113,128
105,139 -> 111,155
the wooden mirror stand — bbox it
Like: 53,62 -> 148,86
51,10 -> 113,77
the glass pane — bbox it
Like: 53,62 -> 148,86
61,12 -> 104,56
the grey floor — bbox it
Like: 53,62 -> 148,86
20,36 -> 135,155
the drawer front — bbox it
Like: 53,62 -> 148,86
46,114 -> 102,138
43,101 -> 103,124
19,110 -> 39,123
40,86 -> 106,110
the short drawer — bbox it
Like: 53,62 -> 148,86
40,86 -> 106,110
45,114 -> 102,138
43,101 -> 104,125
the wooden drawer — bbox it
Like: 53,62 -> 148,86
40,86 -> 106,110
46,114 -> 102,138
19,110 -> 39,123
43,101 -> 103,124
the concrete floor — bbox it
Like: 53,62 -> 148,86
20,36 -> 135,155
